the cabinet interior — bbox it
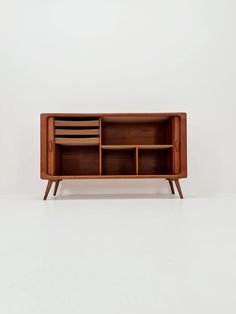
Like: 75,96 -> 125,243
50,116 -> 179,176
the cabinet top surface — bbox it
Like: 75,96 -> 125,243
41,112 -> 186,117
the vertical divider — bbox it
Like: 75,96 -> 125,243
135,146 -> 139,175
99,117 -> 102,175
47,117 -> 55,175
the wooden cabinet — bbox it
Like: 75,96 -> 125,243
41,113 -> 187,199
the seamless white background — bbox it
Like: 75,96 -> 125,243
1,2 -> 236,314
0,0 -> 236,196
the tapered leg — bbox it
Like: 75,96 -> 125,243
174,179 -> 184,199
54,180 -> 60,196
167,179 -> 175,195
43,180 -> 53,200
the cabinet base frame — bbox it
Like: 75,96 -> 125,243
43,179 -> 184,200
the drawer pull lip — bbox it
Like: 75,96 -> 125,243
55,120 -> 99,127
174,140 -> 180,152
55,137 -> 99,145
48,140 -> 53,152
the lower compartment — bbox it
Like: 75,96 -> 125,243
138,149 -> 173,175
54,146 -> 173,176
102,149 -> 136,175
56,145 -> 99,175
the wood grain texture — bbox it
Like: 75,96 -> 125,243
55,120 -> 99,127
47,117 -> 55,175
172,116 -> 180,174
138,149 -> 172,175
40,114 -> 48,179
61,146 -> 99,175
102,121 -> 172,145
180,113 -> 187,177
136,147 -> 139,175
55,138 -> 99,145
102,149 -> 136,175
55,129 -> 99,136
99,117 -> 102,175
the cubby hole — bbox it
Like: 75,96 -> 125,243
138,148 -> 173,175
102,149 -> 136,175
55,145 -> 99,176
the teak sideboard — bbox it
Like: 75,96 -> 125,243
40,113 -> 187,200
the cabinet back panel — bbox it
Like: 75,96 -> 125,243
102,149 -> 136,175
102,121 -> 172,145
59,146 -> 99,175
138,149 -> 173,175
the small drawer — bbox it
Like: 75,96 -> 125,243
55,137 -> 99,146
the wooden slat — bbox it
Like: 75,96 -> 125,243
55,120 -> 99,127
55,129 -> 99,136
180,113 -> 187,177
40,114 -> 48,179
55,137 -> 99,145
172,117 -> 180,174
47,117 -> 55,175
99,117 -> 102,175
135,147 -> 139,175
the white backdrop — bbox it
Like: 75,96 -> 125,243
0,0 -> 236,197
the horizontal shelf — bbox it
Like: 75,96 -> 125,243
55,120 -> 99,127
102,144 -> 173,150
49,175 -> 180,179
138,145 -> 173,149
102,145 -> 136,150
55,129 -> 99,136
55,137 -> 99,145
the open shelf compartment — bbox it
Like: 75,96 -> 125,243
55,145 -> 99,176
138,147 -> 173,175
47,115 -> 180,177
102,116 -> 172,145
102,147 -> 136,175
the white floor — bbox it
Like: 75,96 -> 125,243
0,194 -> 236,314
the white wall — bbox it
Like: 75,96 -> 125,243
0,0 -> 236,197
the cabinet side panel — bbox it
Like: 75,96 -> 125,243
47,117 -> 55,176
40,114 -> 48,179
180,113 -> 187,177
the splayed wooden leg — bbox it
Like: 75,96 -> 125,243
43,180 -> 53,200
54,180 -> 61,196
174,179 -> 184,199
167,179 -> 175,195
